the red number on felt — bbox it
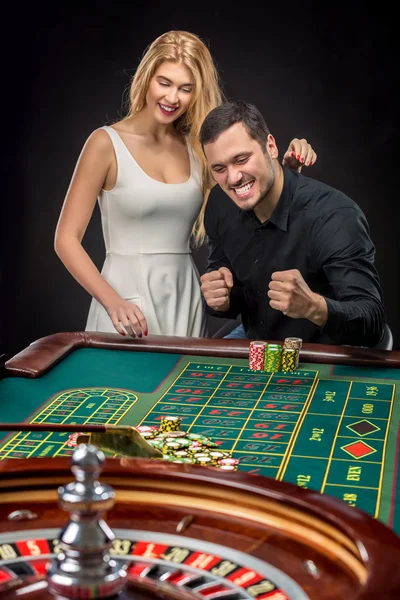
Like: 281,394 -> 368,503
189,373 -> 216,378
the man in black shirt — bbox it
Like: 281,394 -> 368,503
199,101 -> 385,347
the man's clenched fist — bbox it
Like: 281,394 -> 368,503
200,267 -> 233,312
267,269 -> 327,327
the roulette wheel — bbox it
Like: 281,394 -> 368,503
0,445 -> 399,599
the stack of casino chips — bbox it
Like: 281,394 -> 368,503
249,341 -> 282,372
159,415 -> 181,432
249,337 -> 303,373
249,341 -> 267,371
264,344 -> 282,372
136,418 -> 239,471
283,337 -> 302,370
280,348 -> 297,372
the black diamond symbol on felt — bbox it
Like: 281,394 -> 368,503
346,419 -> 380,437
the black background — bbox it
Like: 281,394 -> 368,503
1,2 -> 398,357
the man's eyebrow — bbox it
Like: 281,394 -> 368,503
210,152 -> 251,169
156,75 -> 193,87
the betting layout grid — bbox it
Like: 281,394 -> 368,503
139,360 -> 395,521
0,389 -> 139,459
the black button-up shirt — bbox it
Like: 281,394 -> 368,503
204,168 -> 385,346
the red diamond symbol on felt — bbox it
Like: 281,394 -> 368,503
341,440 -> 376,459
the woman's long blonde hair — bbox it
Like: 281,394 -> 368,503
124,30 -> 223,245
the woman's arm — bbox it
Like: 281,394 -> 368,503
54,129 -> 147,337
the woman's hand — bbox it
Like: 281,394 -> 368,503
282,138 -> 317,172
105,299 -> 148,337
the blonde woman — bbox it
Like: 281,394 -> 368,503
55,31 -> 316,338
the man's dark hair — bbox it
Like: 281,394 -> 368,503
199,100 -> 270,149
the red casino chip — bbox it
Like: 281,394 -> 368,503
66,433 -> 85,448
135,426 -> 159,433
218,458 -> 239,466
249,341 -> 267,371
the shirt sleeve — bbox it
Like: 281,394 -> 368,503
310,206 -> 385,346
204,190 -> 245,320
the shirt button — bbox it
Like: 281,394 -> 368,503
256,290 -> 261,295
260,320 -> 264,325
254,259 -> 259,264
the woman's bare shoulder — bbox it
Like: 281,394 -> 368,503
80,127 -> 115,158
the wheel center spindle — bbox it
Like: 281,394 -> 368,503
47,444 -> 127,598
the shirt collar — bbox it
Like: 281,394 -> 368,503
242,167 -> 298,232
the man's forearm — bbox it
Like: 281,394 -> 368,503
306,293 -> 328,328
321,297 -> 385,347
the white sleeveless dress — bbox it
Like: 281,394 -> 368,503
85,126 -> 207,337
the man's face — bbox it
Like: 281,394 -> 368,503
204,122 -> 278,211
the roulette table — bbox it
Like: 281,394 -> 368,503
0,332 -> 399,598
0,332 -> 399,532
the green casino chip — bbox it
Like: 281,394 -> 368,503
162,454 -> 175,461
147,439 -> 163,449
165,440 -> 181,448
264,344 -> 282,373
187,433 -> 216,447
165,438 -> 191,447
